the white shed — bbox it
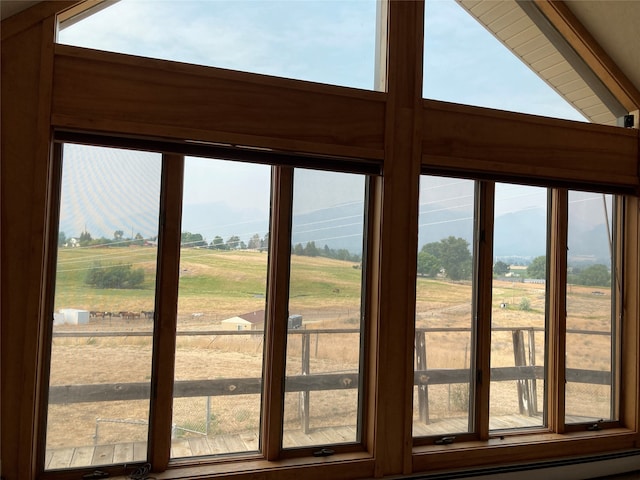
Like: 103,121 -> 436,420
58,308 -> 90,325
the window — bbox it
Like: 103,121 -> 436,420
413,179 -> 627,444
57,0 -> 380,91
45,144 -> 162,469
413,176 -> 476,437
43,141 -> 374,469
2,1 -> 638,479
566,191 -> 619,424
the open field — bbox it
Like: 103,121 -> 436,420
46,247 -> 615,466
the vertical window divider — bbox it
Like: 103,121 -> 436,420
37,141 -> 64,477
148,153 -> 184,470
612,196 -> 623,422
548,188 -> 568,433
621,196 -> 639,430
262,165 -> 294,460
474,181 -> 494,440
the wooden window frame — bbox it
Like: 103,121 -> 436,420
1,1 -> 638,479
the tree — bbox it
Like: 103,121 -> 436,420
304,241 -> 319,257
576,264 -> 611,287
181,232 -> 206,248
421,236 -> 472,281
114,230 -> 124,240
293,243 -> 304,255
58,231 -> 67,247
85,263 -> 145,289
226,235 -> 241,249
211,236 -> 226,250
417,251 -> 440,277
79,230 -> 93,245
494,261 -> 510,276
248,234 -> 261,250
527,256 -> 546,279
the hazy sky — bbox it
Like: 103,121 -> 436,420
58,0 -> 595,246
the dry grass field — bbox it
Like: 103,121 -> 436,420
46,248 -> 615,461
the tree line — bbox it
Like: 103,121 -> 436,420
417,237 -> 611,288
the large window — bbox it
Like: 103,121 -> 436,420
413,178 -> 625,442
43,142 -> 373,469
45,144 -> 162,468
2,1 -> 638,480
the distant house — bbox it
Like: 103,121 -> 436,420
221,310 -> 303,330
222,310 -> 265,331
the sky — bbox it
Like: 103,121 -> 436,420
57,0 -> 606,258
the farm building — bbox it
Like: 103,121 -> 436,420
55,308 -> 89,325
2,1 -> 640,480
221,310 -> 265,331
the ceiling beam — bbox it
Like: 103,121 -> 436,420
533,0 -> 640,112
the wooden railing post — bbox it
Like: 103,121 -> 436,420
512,329 -> 532,416
415,330 -> 429,424
300,331 -> 311,433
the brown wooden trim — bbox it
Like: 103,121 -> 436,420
262,166 -> 293,460
148,154 -> 184,471
533,1 -> 640,112
622,196 -> 640,432
35,142 -> 64,477
0,1 -> 78,41
23,15 -> 58,480
548,189 -> 568,433
412,430 -> 638,473
475,181 -> 495,440
373,1 -> 423,476
51,45 -> 386,161
422,100 -> 639,192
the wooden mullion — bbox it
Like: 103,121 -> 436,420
374,0 -> 424,476
262,166 -> 294,460
621,196 -> 639,431
474,181 -> 494,440
148,154 -> 184,471
36,142 -> 64,478
548,188 -> 568,433
29,14 -> 58,480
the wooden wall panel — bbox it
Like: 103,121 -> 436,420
51,45 -> 386,161
1,17 -> 51,480
423,100 -> 639,192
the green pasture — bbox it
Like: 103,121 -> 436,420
53,247 -> 612,327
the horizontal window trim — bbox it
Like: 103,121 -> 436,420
54,130 -> 382,176
412,429 -> 639,473
411,448 -> 640,480
422,99 -> 639,194
421,165 -> 638,197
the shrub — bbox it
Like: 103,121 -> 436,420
85,263 -> 145,289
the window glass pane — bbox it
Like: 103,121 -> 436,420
423,0 -> 584,121
172,158 -> 271,458
283,169 -> 366,448
490,184 -> 547,430
58,0 -> 379,91
566,192 -> 617,423
413,176 -> 476,437
46,145 -> 161,469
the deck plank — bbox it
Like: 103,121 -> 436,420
92,444 -> 114,466
133,441 -> 147,462
69,446 -> 94,467
171,439 -> 192,458
47,448 -> 74,470
113,442 -> 134,463
188,437 -> 211,457
45,413 -> 608,468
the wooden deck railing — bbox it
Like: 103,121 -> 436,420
50,327 -> 612,428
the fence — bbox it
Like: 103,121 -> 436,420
51,326 -> 612,431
